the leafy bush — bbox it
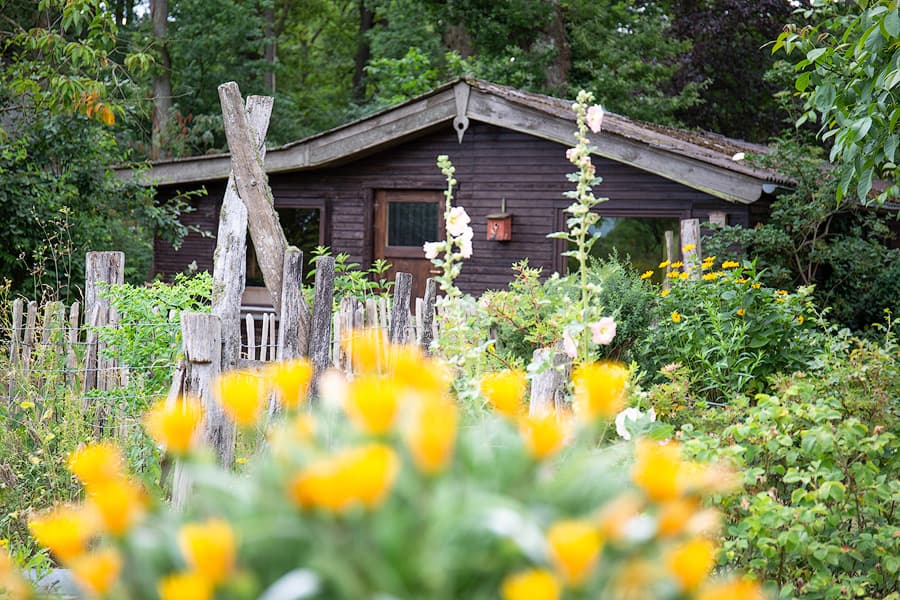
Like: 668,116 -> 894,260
639,259 -> 818,401
683,324 -> 899,599
307,246 -> 393,307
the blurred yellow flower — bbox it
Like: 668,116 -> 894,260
517,412 -> 566,460
87,478 -> 145,536
404,396 -> 458,474
797,315 -> 804,324
735,278 -> 748,284
346,328 -> 386,373
639,270 -> 654,280
666,271 -> 681,279
266,359 -> 313,409
721,261 -> 740,269
660,289 -> 670,297
158,571 -> 213,600
480,370 -> 527,417
345,375 -> 402,434
666,537 -> 716,591
547,520 -> 603,586
0,547 -> 29,600
670,261 -> 684,269
697,577 -> 766,600
216,371 -> 264,427
657,497 -> 698,537
144,396 -> 203,455
389,346 -> 448,396
290,444 -> 399,511
679,272 -> 690,280
633,440 -> 683,502
658,260 -> 671,269
69,547 -> 121,596
596,494 -> 643,541
178,519 -> 236,585
776,289 -> 788,295
670,311 -> 681,324
28,505 -> 96,562
501,569 -> 561,600
702,272 -> 720,281
67,442 -> 124,489
682,244 -> 696,253
751,283 -> 761,289
736,308 -> 746,317
572,362 -> 628,419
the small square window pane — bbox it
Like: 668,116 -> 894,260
388,201 -> 438,247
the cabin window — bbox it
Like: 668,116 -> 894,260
246,207 -> 322,287
566,216 -> 681,284
387,201 -> 440,247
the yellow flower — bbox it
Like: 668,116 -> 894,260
666,271 -> 681,279
639,270 -> 654,280
144,396 -> 203,455
670,261 -> 684,269
697,577 -> 766,600
345,375 -> 402,434
404,396 -> 458,474
547,520 -> 603,586
87,478 -> 145,536
751,283 -> 761,289
346,328 -> 386,373
67,443 -> 125,489
28,505 -> 96,562
501,569 -> 561,600
670,311 -> 682,324
389,346 -> 450,396
701,272 -> 720,281
666,537 -> 716,591
682,244 -> 696,253
797,315 -> 804,324
517,412 -> 566,460
178,519 -> 236,585
658,260 -> 671,269
69,548 -> 121,596
289,444 -> 399,511
596,494 -> 643,542
776,289 -> 788,295
657,497 -> 699,537
660,289 -> 670,297
735,278 -> 748,284
266,359 -> 313,409
679,272 -> 690,280
158,572 -> 213,600
480,370 -> 527,417
633,439 -> 683,502
736,308 -> 746,317
216,370 -> 265,427
572,362 -> 628,419
721,260 -> 740,269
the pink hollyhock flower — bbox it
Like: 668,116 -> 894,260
423,241 -> 441,260
458,237 -> 473,259
586,104 -> 604,133
566,148 -> 577,161
446,206 -> 471,238
589,317 -> 616,345
562,329 -> 577,358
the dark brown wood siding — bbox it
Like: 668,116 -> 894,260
153,122 -> 752,296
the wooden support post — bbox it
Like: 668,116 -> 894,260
389,272 -> 413,344
21,301 -> 37,382
663,230 -> 677,290
213,95 -> 274,371
276,246 -> 308,361
308,255 -> 335,391
85,252 -> 125,322
7,299 -> 23,401
218,82 -> 287,314
419,278 -> 437,352
65,302 -> 80,387
529,344 -> 571,415
84,252 -> 125,401
181,312 -> 233,467
680,218 -> 702,279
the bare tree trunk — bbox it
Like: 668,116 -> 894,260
543,0 -> 570,93
151,0 -> 172,160
352,0 -> 375,102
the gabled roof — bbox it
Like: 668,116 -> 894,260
123,78 -> 786,204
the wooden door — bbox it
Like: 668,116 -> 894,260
374,190 -> 443,299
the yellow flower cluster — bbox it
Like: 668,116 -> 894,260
721,260 -> 741,269
639,270 -> 654,280
214,358 -> 315,428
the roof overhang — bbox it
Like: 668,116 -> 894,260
120,79 -> 778,205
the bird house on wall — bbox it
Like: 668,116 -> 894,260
486,199 -> 512,241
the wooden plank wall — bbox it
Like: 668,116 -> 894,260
153,122 -> 753,296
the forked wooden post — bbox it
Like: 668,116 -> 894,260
389,272 -> 413,344
308,255 -> 335,392
218,82 -> 287,315
181,312 -> 234,467
212,95 -> 274,371
680,218 -> 702,279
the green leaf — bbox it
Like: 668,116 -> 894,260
882,9 -> 900,38
796,71 -> 811,92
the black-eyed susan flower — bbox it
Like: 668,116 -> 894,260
639,270 -> 654,280
547,519 -> 604,586
671,311 -> 682,324
736,308 -> 746,317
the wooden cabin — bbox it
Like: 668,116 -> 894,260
129,79 -> 787,301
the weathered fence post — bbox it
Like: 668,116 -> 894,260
212,95 -> 274,371
276,246 -> 308,361
529,344 -> 571,415
84,251 -> 125,322
180,312 -> 233,467
308,255 -> 335,392
680,218 -> 702,279
418,278 -> 437,352
389,272 -> 413,344
218,82 -> 287,314
6,298 -> 23,400
663,230 -> 677,290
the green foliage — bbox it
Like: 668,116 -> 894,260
640,262 -> 818,401
308,246 -> 394,307
685,325 -> 900,598
775,0 -> 900,202
703,140 -> 900,330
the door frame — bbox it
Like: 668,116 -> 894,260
373,189 -> 445,260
